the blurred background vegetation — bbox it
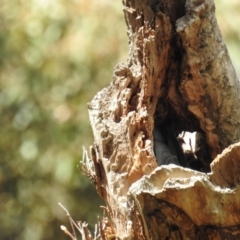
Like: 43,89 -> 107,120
0,0 -> 239,239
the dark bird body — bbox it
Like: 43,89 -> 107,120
153,124 -> 187,167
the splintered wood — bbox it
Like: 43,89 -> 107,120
84,0 -> 240,239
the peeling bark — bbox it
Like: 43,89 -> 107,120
82,0 -> 240,239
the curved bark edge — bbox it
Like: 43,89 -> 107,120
129,143 -> 240,238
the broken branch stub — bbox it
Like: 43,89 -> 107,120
86,0 -> 240,239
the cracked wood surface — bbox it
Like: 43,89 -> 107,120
86,0 -> 240,239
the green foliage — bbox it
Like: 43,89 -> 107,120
0,1 -> 127,239
0,0 -> 239,240
215,0 -> 240,76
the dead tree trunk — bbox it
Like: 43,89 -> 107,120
82,0 -> 240,239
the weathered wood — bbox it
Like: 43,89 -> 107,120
130,143 -> 240,239
83,0 -> 240,239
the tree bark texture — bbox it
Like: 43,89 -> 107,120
84,0 -> 240,239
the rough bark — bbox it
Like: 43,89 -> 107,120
82,0 -> 240,239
